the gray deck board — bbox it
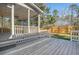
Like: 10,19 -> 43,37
0,38 -> 79,55
30,39 -> 54,55
38,39 -> 59,55
66,42 -> 73,55
71,42 -> 76,55
53,40 -> 67,55
25,39 -> 53,55
50,40 -> 65,55
76,41 -> 79,55
58,41 -> 68,55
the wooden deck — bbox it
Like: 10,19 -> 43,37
0,33 -> 11,42
0,38 -> 79,55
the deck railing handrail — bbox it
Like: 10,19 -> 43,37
71,30 -> 79,41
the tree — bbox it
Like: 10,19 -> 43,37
69,4 -> 77,14
47,15 -> 55,24
69,4 -> 78,23
74,6 -> 79,17
34,4 -> 57,28
35,3 -> 50,14
35,3 -> 50,27
53,9 -> 59,17
52,9 -> 59,24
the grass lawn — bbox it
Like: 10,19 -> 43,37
51,34 -> 70,40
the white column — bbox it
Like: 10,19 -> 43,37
28,9 -> 30,33
12,5 -> 15,35
9,5 -> 15,39
38,14 -> 41,32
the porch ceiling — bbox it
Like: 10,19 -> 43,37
0,3 -> 37,19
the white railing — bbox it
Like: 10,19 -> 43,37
14,25 -> 39,38
15,25 -> 28,34
71,30 -> 79,41
13,25 -> 49,39
15,25 -> 38,34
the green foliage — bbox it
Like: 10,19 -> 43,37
35,4 -> 57,28
36,3 -> 50,14
69,4 -> 79,23
51,34 -> 70,40
53,9 -> 59,17
31,19 -> 38,26
15,19 -> 21,25
47,15 -> 56,24
69,4 -> 79,17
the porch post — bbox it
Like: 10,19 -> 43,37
12,5 -> 15,35
38,14 -> 40,32
9,4 -> 15,39
28,9 -> 30,33
9,5 -> 15,39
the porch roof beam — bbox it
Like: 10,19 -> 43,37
26,3 -> 44,14
17,3 -> 44,14
17,3 -> 35,12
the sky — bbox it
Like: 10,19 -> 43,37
46,3 -> 79,16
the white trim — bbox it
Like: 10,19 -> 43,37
28,9 -> 30,33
